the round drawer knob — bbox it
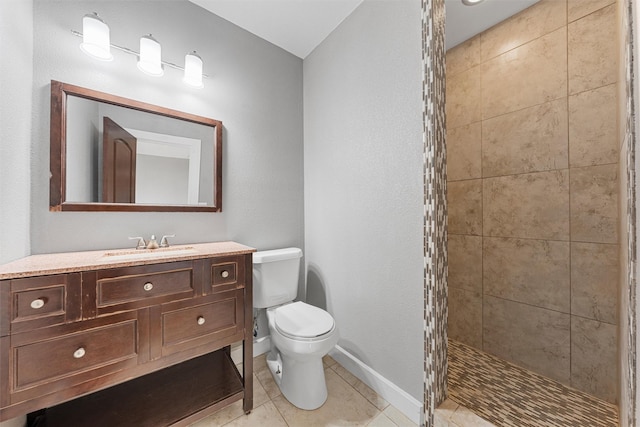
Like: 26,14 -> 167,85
73,347 -> 86,359
197,316 -> 206,325
30,299 -> 45,309
143,282 -> 154,291
221,270 -> 230,278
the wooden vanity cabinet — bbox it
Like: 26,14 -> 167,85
0,249 -> 253,426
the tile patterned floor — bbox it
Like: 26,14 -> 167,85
189,354 -> 421,427
447,339 -> 619,427
435,399 -> 496,427
193,341 -> 613,427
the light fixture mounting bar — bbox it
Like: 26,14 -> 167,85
71,30 -> 209,78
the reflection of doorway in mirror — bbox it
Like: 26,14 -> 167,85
125,128 -> 201,205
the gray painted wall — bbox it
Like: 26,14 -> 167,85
30,0 -> 304,258
303,0 -> 424,400
1,0 -> 426,415
0,0 -> 33,265
66,96 -> 98,202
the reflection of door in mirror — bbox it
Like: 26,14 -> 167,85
103,117 -> 137,203
127,128 -> 201,205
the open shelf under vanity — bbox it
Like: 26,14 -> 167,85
29,349 -> 243,427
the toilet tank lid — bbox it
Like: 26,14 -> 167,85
253,247 -> 302,264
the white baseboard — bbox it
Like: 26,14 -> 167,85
231,336 -> 272,365
246,337 -> 423,425
253,335 -> 272,357
329,345 -> 424,426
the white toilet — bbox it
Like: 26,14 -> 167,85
253,247 -> 339,410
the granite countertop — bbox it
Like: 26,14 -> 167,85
0,241 -> 256,280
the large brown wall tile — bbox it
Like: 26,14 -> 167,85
483,170 -> 570,240
569,84 -> 618,167
449,287 -> 483,349
483,237 -> 570,313
480,0 -> 567,62
568,4 -> 617,95
447,66 -> 481,129
482,98 -> 568,177
483,296 -> 571,384
447,35 -> 481,77
568,0 -> 616,23
448,122 -> 482,181
571,242 -> 619,324
571,317 -> 618,403
448,179 -> 482,235
570,164 -> 618,243
449,234 -> 483,292
481,27 -> 567,120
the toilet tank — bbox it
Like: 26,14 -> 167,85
252,247 -> 302,309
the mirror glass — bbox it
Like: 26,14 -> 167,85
50,81 -> 222,212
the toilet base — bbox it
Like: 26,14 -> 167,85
267,349 -> 328,410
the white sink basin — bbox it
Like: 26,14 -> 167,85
101,246 -> 198,262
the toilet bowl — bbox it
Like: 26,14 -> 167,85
253,248 -> 339,410
266,301 -> 339,410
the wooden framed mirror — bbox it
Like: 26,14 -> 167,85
50,80 -> 222,212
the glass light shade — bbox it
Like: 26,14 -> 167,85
80,13 -> 113,61
183,51 -> 204,88
137,34 -> 164,76
461,0 -> 485,4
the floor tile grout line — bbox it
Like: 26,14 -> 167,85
327,362 -> 389,415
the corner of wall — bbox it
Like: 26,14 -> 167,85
329,346 -> 424,426
0,0 -> 33,264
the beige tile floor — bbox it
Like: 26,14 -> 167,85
434,399 -> 497,427
189,353 -> 494,427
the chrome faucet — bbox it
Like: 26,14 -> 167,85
128,236 -> 147,250
129,234 -> 174,249
160,234 -> 175,248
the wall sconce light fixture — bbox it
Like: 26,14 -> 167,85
183,52 -> 204,88
80,13 -> 113,61
137,34 -> 164,76
73,13 -> 207,88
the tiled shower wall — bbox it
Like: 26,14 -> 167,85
422,0 -> 447,423
446,0 -> 619,403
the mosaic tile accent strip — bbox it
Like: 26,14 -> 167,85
421,0 -> 447,425
622,0 -> 638,425
448,339 -> 619,427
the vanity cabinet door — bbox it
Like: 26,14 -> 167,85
84,260 -> 202,317
9,311 -> 143,405
205,256 -> 246,294
154,290 -> 245,358
5,274 -> 82,334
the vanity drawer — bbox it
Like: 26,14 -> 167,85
159,291 -> 244,357
90,261 -> 196,316
207,256 -> 245,294
15,287 -> 64,319
11,314 -> 138,394
6,274 -> 82,334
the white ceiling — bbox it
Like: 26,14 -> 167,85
445,0 -> 540,50
190,0 -> 541,59
189,0 -> 364,58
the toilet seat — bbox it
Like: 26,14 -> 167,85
274,301 -> 335,339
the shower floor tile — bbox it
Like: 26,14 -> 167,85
447,339 -> 619,427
